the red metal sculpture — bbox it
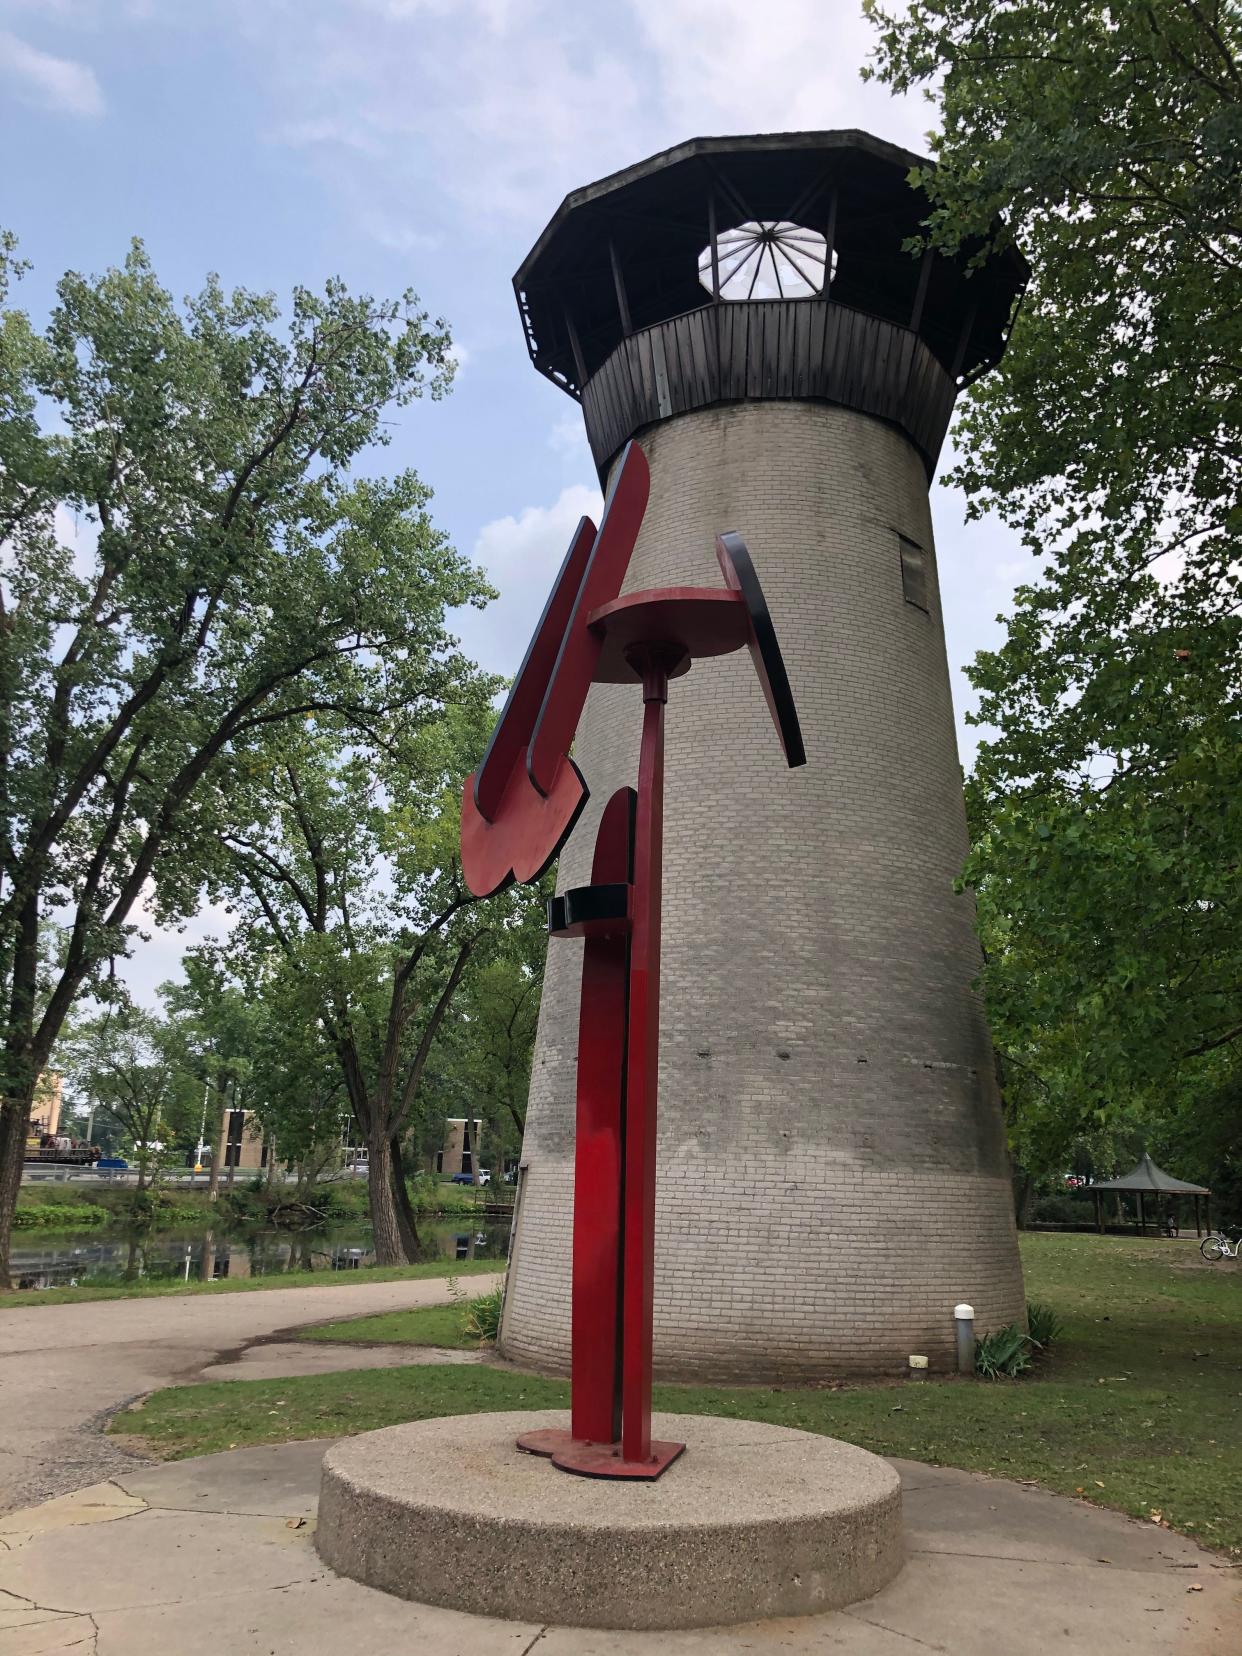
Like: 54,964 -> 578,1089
460,440 -> 805,1478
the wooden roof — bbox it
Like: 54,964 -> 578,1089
513,130 -> 1029,397
1091,1153 -> 1211,1196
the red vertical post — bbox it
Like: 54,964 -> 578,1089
570,789 -> 633,1445
621,650 -> 671,1464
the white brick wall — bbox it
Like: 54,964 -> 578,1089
500,401 -> 1026,1380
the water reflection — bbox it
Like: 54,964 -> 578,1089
11,1220 -> 510,1292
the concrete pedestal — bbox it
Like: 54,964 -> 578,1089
316,1409 -> 903,1630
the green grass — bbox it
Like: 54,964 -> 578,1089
0,1255 -> 502,1310
299,1302 -> 477,1348
109,1234 -> 1242,1555
300,1285 -> 509,1349
112,1365 -> 567,1456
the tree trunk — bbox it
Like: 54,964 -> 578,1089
471,1116 -> 483,1187
1014,1170 -> 1036,1229
0,889 -> 41,1292
390,1135 -> 421,1262
367,1131 -> 406,1266
0,1090 -> 33,1291
207,1093 -> 227,1203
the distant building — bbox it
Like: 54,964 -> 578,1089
435,1117 -> 482,1177
216,1107 -> 267,1173
30,1073 -> 63,1139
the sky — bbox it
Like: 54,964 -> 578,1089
0,0 -> 1035,1004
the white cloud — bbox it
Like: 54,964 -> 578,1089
0,28 -> 103,116
269,114 -> 384,155
354,0 -> 517,20
231,0 -> 642,224
932,459 -> 1039,763
355,210 -> 445,253
230,0 -> 925,246
548,410 -> 590,464
629,0 -> 927,150
53,501 -> 99,581
456,481 -> 602,676
122,892 -> 235,1009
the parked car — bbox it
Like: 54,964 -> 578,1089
449,1171 -> 491,1186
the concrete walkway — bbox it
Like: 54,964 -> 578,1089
0,1440 -> 1237,1655
199,1339 -> 489,1382
0,1274 -> 502,1514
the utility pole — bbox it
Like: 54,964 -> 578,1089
194,1078 -> 209,1179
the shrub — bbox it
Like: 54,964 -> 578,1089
1026,1301 -> 1062,1350
320,1181 -> 370,1218
409,1174 -> 502,1216
975,1322 -> 1032,1380
461,1283 -> 505,1344
13,1200 -> 109,1231
1031,1193 -> 1096,1225
122,1188 -> 183,1227
217,1185 -> 269,1224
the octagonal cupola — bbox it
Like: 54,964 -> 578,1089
513,130 -> 1027,480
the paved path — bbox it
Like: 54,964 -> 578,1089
0,1275 -> 502,1514
0,1441 -> 1237,1655
199,1339 -> 489,1382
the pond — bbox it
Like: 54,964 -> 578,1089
9,1218 -> 511,1292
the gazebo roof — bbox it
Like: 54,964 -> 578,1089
1091,1153 -> 1210,1196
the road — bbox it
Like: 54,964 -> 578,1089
0,1272 -> 502,1515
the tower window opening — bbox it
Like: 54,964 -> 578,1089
898,534 -> 930,613
698,221 -> 834,301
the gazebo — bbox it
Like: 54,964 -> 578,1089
1090,1154 -> 1212,1237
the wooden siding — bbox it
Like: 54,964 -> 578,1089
582,300 -> 957,480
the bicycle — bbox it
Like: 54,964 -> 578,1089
1200,1232 -> 1240,1262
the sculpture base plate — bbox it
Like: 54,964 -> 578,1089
316,1408 -> 904,1630
516,1425 -> 685,1479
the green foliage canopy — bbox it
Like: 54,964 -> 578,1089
0,233 -> 485,1282
866,1 -> 1242,1185
211,701 -> 540,1261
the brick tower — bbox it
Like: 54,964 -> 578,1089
499,132 -> 1028,1379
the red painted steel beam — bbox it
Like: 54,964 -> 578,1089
459,441 -> 649,900
621,646 -> 680,1467
472,515 -> 597,826
527,442 -> 650,797
569,787 -> 634,1446
465,441 -> 807,1483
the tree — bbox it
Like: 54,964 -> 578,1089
0,234 -> 485,1285
424,888 -> 549,1180
161,947 -> 265,1199
866,2 -> 1242,1174
240,959 -> 352,1192
213,708 -> 539,1263
63,1005 -> 193,1191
